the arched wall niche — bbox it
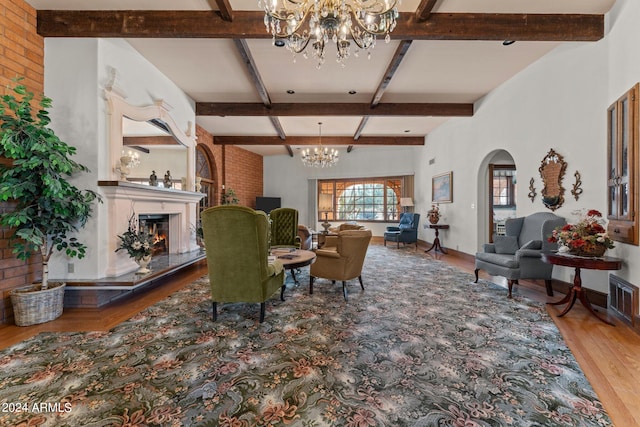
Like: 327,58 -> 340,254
104,87 -> 196,191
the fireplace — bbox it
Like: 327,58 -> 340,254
139,214 -> 169,256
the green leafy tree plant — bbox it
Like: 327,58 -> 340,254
221,188 -> 239,205
0,80 -> 101,290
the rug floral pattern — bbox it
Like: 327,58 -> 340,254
0,246 -> 612,426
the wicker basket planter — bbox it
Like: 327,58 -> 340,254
569,244 -> 607,258
10,282 -> 66,326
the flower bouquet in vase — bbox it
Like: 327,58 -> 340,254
548,209 -> 615,257
427,204 -> 441,224
116,214 -> 153,273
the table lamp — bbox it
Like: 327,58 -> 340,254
318,194 -> 333,233
400,197 -> 414,213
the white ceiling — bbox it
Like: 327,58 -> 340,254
26,0 -> 616,156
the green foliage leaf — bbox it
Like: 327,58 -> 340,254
0,80 -> 102,261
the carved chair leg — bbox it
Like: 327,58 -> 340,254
474,269 -> 479,283
259,302 -> 266,323
545,279 -> 554,296
309,276 -> 315,294
280,284 -> 286,301
342,281 -> 348,301
358,275 -> 364,290
212,302 -> 217,322
383,239 -> 387,246
507,280 -> 516,298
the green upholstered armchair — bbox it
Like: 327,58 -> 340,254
201,205 -> 285,323
269,207 -> 302,248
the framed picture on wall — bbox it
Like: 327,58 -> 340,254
432,171 -> 453,203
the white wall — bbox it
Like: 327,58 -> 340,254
44,39 -> 196,279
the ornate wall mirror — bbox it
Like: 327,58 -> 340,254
105,87 -> 196,191
122,117 -> 188,189
538,148 -> 567,211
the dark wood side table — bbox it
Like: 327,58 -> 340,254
425,224 -> 449,254
541,252 -> 622,325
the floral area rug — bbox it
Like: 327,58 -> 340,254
0,245 -> 612,426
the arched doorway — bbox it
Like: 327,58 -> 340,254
477,150 -> 517,246
195,144 -> 217,216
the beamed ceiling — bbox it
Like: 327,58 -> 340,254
27,0 -> 615,156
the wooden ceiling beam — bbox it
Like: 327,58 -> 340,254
123,136 -> 178,146
214,136 -> 424,145
415,0 -> 438,22
371,40 -> 412,106
197,102 -> 473,117
353,40 -> 413,141
37,11 -> 604,41
212,0 -> 234,22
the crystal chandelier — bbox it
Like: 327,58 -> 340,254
301,122 -> 339,167
260,0 -> 399,67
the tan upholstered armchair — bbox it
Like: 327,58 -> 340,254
201,205 -> 285,323
297,224 -> 313,250
328,222 -> 365,233
309,229 -> 372,301
269,207 -> 301,248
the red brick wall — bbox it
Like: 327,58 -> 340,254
0,0 -> 44,324
0,0 -> 43,95
195,125 -> 263,208
224,146 -> 263,208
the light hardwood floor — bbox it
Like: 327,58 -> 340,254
1,245 -> 639,426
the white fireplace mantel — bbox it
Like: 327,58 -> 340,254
100,181 -> 204,277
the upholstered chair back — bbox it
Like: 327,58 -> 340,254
201,205 -> 284,304
269,207 -> 301,248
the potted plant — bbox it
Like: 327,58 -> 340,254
115,213 -> 153,273
0,80 -> 101,326
221,187 -> 239,205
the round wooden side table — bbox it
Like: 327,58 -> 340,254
424,224 -> 449,254
541,252 -> 622,325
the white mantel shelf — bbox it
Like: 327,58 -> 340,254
98,180 -> 205,202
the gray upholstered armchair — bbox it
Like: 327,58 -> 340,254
474,212 -> 565,298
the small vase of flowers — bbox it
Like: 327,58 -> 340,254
427,204 -> 441,224
116,214 -> 153,273
548,209 -> 615,257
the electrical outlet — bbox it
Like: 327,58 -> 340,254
68,263 -> 74,273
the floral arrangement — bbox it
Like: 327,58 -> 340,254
427,204 -> 441,223
548,209 -> 615,255
115,214 -> 152,260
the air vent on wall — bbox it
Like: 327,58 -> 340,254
609,274 -> 638,327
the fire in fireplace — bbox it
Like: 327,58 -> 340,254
139,214 -> 169,255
